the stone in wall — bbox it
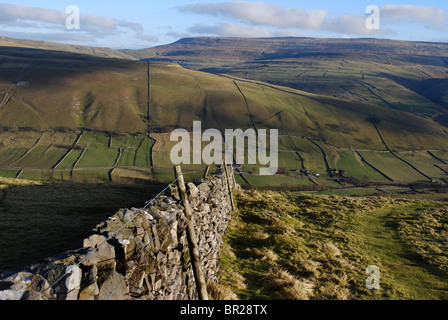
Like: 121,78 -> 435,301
0,167 -> 238,300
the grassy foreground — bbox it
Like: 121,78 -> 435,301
216,189 -> 448,300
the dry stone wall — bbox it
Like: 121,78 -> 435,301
0,166 -> 238,300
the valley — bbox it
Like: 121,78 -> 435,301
1,36 -> 448,299
1,38 -> 448,189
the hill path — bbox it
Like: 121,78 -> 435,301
360,207 -> 448,299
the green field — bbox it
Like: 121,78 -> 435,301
0,131 -> 157,184
1,128 -> 446,188
0,169 -> 20,178
397,151 -> 448,183
0,148 -> 30,166
243,174 -> 316,189
357,151 -> 432,182
75,133 -> 119,168
334,150 -> 389,181
56,148 -> 84,169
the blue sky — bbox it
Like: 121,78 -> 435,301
1,1 -> 448,49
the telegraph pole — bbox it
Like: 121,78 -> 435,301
147,61 -> 151,138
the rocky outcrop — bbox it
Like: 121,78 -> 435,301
0,167 -> 238,300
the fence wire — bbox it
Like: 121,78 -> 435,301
33,167 -> 208,300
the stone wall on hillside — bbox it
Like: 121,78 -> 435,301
0,166 -> 238,300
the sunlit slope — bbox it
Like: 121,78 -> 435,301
1,43 -> 448,186
150,64 -> 448,151
136,37 -> 448,130
1,45 -> 447,152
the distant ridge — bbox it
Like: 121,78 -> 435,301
0,36 -> 137,60
124,36 -> 448,61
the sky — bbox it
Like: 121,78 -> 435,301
0,0 -> 448,49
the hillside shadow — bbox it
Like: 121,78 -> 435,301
0,181 -> 160,273
377,72 -> 448,110
0,46 -> 144,89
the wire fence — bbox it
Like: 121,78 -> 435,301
33,167 -> 210,301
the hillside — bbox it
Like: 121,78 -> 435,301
0,36 -> 137,60
131,37 -> 448,125
1,37 -> 448,188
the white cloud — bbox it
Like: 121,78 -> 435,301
180,2 -> 328,30
0,4 -> 65,25
0,3 -> 158,44
137,32 -> 159,42
189,23 -> 313,38
381,5 -> 448,30
189,23 -> 273,37
180,2 -> 448,37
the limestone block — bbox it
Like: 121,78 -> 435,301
97,270 -> 128,300
82,234 -> 116,268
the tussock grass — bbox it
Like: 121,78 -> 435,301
397,205 -> 448,274
207,282 -> 239,300
263,268 -> 315,300
217,189 -> 448,300
321,242 -> 342,260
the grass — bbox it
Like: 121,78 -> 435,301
0,178 -> 160,273
308,188 -> 389,197
0,128 -> 446,189
0,148 -> 29,166
12,145 -> 69,169
19,170 -> 53,181
111,167 -> 153,184
431,151 -> 448,163
1,43 -> 448,194
150,63 -> 448,151
76,132 -> 119,168
1,51 -> 448,186
55,148 -> 84,169
0,169 -> 20,178
396,204 -> 448,275
155,38 -> 447,122
358,204 -> 448,299
377,121 -> 448,152
0,130 -> 157,184
217,189 -> 448,300
243,175 -> 316,190
334,150 -> 389,181
398,151 -> 448,183
71,169 -> 112,184
115,137 -> 155,168
357,151 -> 428,182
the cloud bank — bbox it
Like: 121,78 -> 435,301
179,2 -> 448,38
0,3 -> 158,45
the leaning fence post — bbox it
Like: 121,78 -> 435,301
223,159 -> 236,211
203,166 -> 210,179
174,165 -> 209,300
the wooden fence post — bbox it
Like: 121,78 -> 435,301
174,166 -> 209,300
203,166 -> 210,179
223,159 -> 236,211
